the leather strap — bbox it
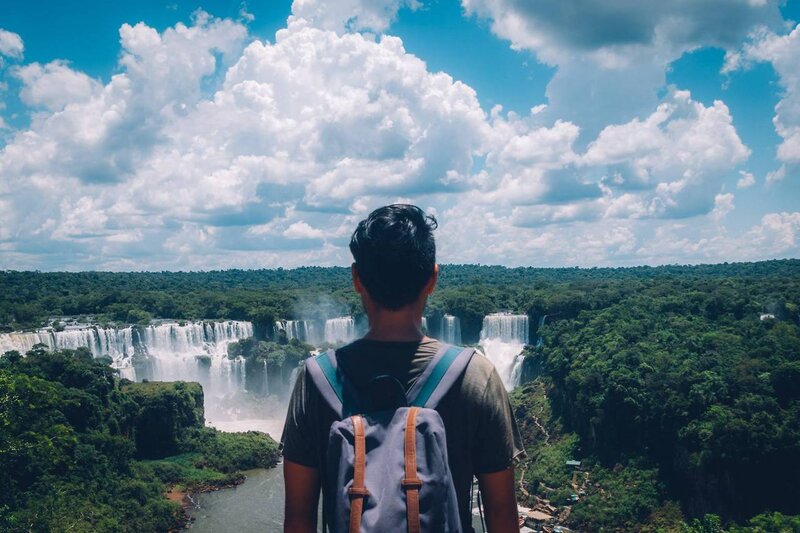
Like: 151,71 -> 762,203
348,415 -> 368,533
402,407 -> 422,533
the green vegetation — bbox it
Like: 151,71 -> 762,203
0,347 -> 280,532
228,336 -> 314,396
506,260 -> 800,530
2,260 -> 800,530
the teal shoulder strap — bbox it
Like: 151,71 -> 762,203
407,344 -> 475,408
305,349 -> 364,418
305,349 -> 345,418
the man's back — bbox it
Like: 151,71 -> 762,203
281,337 -> 525,531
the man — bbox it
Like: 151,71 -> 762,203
282,204 -> 525,532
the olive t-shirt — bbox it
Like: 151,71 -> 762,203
280,338 -> 526,532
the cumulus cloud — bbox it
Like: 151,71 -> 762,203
746,212 -> 800,252
0,14 -> 490,268
290,0 -> 418,33
15,61 -> 101,110
0,28 -> 24,61
725,23 -> 800,187
283,221 -> 325,240
461,0 -> 781,65
737,170 -> 756,188
0,9 -> 789,270
474,89 -> 749,225
710,192 -> 735,221
461,0 -> 784,134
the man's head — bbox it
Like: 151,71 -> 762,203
349,204 -> 438,311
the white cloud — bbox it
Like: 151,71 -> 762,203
747,211 -> 800,252
461,0 -> 783,135
0,10 -> 788,270
0,14 -> 489,268
15,61 -> 101,110
283,221 -> 325,239
766,165 -> 787,184
461,0 -> 781,66
290,0 -> 418,33
710,192 -> 735,221
726,24 -> 800,167
481,90 -> 749,222
737,170 -> 756,188
0,28 -> 23,60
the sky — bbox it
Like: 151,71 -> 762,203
0,0 -> 799,271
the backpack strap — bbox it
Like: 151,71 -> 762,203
348,414 -> 369,533
305,349 -> 345,418
402,407 -> 423,533
308,343 -> 474,416
407,344 -> 475,408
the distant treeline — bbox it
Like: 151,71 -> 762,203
2,260 -> 799,339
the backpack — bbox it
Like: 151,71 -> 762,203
305,343 -> 475,533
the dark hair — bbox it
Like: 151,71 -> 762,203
349,204 -> 438,310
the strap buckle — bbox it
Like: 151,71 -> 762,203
348,486 -> 370,499
401,477 -> 423,490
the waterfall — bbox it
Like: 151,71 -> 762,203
135,321 -> 253,395
421,317 -> 428,333
0,321 -> 253,388
264,359 -> 269,396
324,316 -> 356,344
480,313 -> 529,390
440,315 -> 462,345
0,326 -> 141,376
0,319 -> 315,436
274,319 -> 322,345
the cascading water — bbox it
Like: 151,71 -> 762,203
480,313 -> 529,390
0,325 -> 142,379
264,359 -> 269,396
324,316 -> 356,344
136,321 -> 252,388
0,320 -> 254,416
421,317 -> 428,333
273,319 -> 322,345
440,314 -> 462,345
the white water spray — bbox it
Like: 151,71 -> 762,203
440,314 -> 462,345
324,316 -> 356,344
274,319 -> 322,345
480,313 -> 529,390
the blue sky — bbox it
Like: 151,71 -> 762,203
0,0 -> 799,270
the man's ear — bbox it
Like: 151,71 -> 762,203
351,263 -> 365,294
423,264 -> 439,295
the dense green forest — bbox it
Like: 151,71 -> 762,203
0,347 -> 280,532
1,260 -> 799,531
2,260 -> 799,340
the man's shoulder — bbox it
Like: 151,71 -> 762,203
464,347 -> 496,381
445,347 -> 497,402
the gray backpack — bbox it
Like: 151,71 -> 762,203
306,343 -> 475,533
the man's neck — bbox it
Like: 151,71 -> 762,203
363,309 -> 426,342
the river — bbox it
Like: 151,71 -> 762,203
188,467 -> 486,532
187,468 -> 287,532
188,412 -> 486,532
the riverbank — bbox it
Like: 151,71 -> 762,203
167,472 -> 250,531
185,468 -> 288,532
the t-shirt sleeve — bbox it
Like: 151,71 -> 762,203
472,365 -> 527,474
280,367 -> 319,468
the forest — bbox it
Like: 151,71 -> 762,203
0,347 -> 280,532
1,260 -> 799,531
